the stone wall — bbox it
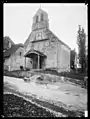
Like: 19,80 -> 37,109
44,41 -> 57,68
24,27 -> 71,71
24,38 -> 57,69
32,9 -> 49,31
4,47 -> 25,71
57,41 -> 70,72
33,39 -> 57,68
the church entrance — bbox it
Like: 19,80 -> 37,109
24,50 -> 46,69
31,54 -> 45,69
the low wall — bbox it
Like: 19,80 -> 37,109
3,70 -> 35,79
4,65 -> 9,71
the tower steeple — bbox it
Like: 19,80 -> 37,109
32,8 -> 49,31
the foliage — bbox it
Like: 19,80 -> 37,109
3,36 -> 14,50
77,25 -> 86,73
20,66 -> 23,70
70,49 -> 76,69
3,94 -> 55,117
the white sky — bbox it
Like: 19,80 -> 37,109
4,3 -> 88,52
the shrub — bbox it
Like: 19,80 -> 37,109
26,68 -> 30,71
20,66 -> 23,70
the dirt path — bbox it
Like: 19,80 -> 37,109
4,76 -> 87,117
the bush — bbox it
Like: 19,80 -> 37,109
44,68 -> 58,75
20,66 -> 23,70
26,68 -> 30,71
4,70 -> 11,76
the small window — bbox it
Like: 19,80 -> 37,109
51,38 -> 55,45
51,41 -> 55,45
30,61 -> 32,64
36,15 -> 38,23
41,13 -> 44,21
20,52 -> 21,56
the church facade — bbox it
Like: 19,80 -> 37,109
24,8 -> 71,72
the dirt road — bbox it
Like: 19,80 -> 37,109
4,76 -> 87,117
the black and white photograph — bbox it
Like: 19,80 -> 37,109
3,3 -> 88,117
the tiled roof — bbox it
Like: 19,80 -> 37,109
4,44 -> 23,58
24,49 -> 46,58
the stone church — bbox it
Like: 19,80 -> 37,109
24,8 -> 71,72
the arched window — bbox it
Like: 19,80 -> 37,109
41,13 -> 44,21
36,15 -> 38,23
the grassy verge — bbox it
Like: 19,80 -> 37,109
35,69 -> 87,80
4,69 -> 87,80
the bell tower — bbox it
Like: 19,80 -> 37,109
32,8 -> 49,31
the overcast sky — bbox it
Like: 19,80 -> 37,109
4,3 -> 87,52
